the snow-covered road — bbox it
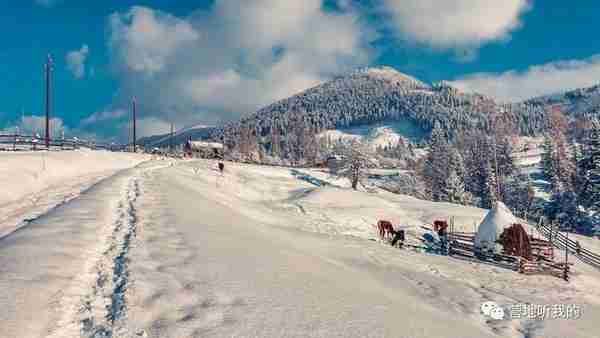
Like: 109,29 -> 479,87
121,163 -> 494,338
2,159 -> 600,338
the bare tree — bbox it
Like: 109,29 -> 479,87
334,140 -> 376,190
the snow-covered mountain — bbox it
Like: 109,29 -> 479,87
138,124 -> 215,148
218,66 -> 597,143
148,66 -> 600,156
525,84 -> 600,118
217,66 -> 500,140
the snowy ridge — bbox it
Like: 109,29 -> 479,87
349,66 -> 429,88
525,84 -> 600,117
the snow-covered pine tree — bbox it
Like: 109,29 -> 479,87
445,169 -> 466,204
502,173 -> 528,216
542,109 -> 576,194
444,149 -> 467,204
541,136 -> 556,186
271,123 -> 281,157
302,126 -> 320,165
422,123 -> 451,201
584,119 -> 600,212
480,161 -> 499,209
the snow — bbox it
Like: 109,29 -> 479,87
474,202 -> 518,252
189,141 -> 224,149
0,149 -> 148,237
318,120 -> 425,150
2,159 -> 600,338
360,66 -> 428,88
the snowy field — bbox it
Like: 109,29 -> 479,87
0,149 -> 149,237
318,120 -> 426,150
1,158 -> 599,338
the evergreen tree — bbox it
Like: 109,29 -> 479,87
423,124 -> 451,201
445,169 -> 466,204
583,120 -> 600,211
503,173 -> 534,217
480,161 -> 498,209
541,136 -> 556,185
541,110 -> 575,194
444,149 -> 467,204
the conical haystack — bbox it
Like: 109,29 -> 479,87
474,202 -> 518,252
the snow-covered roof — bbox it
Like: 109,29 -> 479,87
474,202 -> 518,251
189,141 -> 224,149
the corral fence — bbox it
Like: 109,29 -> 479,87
535,221 -> 600,270
516,211 -> 600,271
0,134 -> 127,152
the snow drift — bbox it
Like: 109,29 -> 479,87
0,149 -> 148,236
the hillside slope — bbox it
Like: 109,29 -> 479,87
211,66 -> 595,163
139,124 -> 215,149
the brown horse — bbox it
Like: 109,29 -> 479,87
433,220 -> 449,238
377,220 -> 395,240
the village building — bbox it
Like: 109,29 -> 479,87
184,140 -> 224,159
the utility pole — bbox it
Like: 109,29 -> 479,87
44,54 -> 53,149
170,122 -> 174,154
132,97 -> 137,152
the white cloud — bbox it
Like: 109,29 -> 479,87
382,0 -> 531,50
136,117 -> 171,138
66,45 -> 90,79
80,109 -> 127,127
450,55 -> 600,102
107,2 -> 375,127
4,115 -> 67,138
109,7 -> 199,75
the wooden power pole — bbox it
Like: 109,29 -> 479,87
44,54 -> 53,149
132,97 -> 137,152
170,122 -> 174,154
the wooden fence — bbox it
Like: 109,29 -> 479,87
535,221 -> 600,270
0,134 -> 126,152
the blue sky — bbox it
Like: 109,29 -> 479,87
1,0 -> 600,141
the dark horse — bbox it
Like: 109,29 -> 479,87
377,220 -> 395,240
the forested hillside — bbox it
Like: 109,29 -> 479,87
210,66 -> 598,163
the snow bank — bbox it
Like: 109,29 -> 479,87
0,149 -> 147,206
0,149 -> 148,236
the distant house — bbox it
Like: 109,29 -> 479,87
185,140 -> 224,159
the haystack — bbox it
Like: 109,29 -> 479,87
474,202 -> 518,253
